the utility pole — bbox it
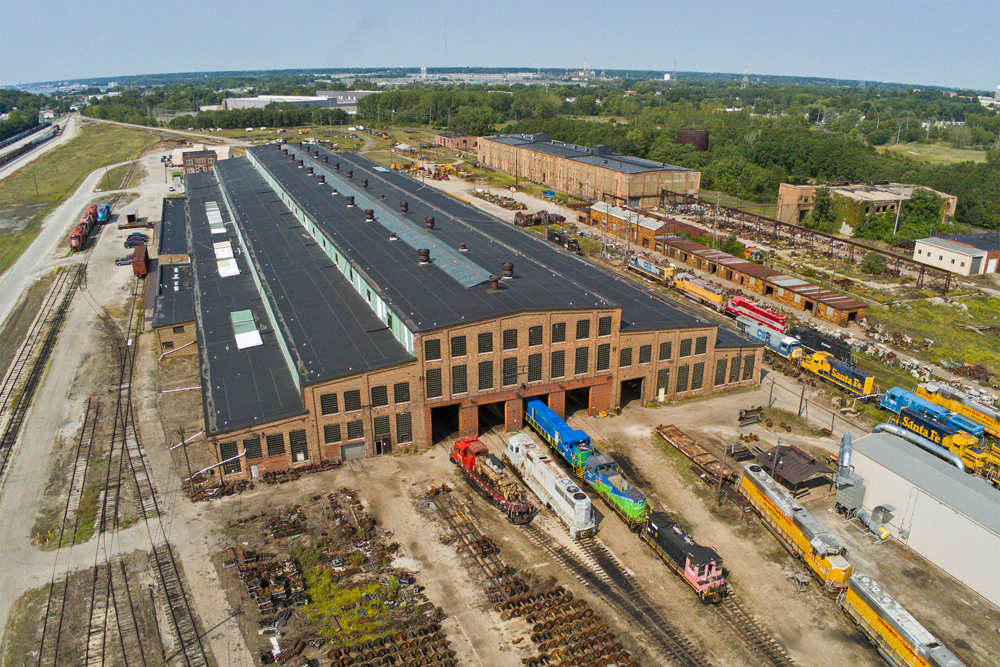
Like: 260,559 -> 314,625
178,426 -> 193,495
892,183 -> 905,236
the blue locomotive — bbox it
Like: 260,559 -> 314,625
880,387 -> 985,439
523,398 -> 593,476
97,203 -> 111,224
735,316 -> 803,361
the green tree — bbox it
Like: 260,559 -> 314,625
803,187 -> 839,232
861,252 -> 885,275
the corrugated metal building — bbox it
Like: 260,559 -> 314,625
850,432 -> 1000,608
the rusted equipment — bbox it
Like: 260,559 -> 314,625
738,406 -> 763,427
656,425 -> 737,485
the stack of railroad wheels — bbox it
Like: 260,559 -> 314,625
325,624 -> 456,667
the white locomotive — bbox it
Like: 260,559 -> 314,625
504,432 -> 596,538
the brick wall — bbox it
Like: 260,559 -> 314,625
155,322 -> 197,357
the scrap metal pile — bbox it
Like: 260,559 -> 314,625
471,190 -> 527,210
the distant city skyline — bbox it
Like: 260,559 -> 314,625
2,0 -> 997,91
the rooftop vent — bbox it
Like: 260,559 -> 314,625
417,249 -> 430,265
318,175 -> 326,184
400,201 -> 409,213
334,162 -> 340,171
331,188 -> 339,195
346,170 -> 353,179
490,275 -> 501,290
306,166 -> 314,175
389,232 -> 398,241
345,196 -> 355,207
361,178 -> 368,189
281,148 -> 288,155
323,155 -> 329,163
501,262 -> 514,279
458,243 -> 468,252
364,209 -> 375,221
425,216 -> 435,230
379,194 -> 386,201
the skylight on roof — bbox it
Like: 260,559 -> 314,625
231,310 -> 262,349
213,241 -> 234,259
217,257 -> 240,277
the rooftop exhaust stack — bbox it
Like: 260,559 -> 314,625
501,262 -> 514,279
334,162 -> 340,171
400,201 -> 409,213
425,217 -> 435,230
281,148 -> 288,155
838,433 -> 852,479
389,232 -> 398,241
872,423 -> 967,472
417,249 -> 430,265
346,170 -> 353,179
323,155 -> 329,163
317,175 -> 325,184
306,166 -> 314,175
458,243 -> 468,252
345,196 -> 355,207
364,209 -> 375,221
361,179 -> 369,189
490,275 -> 501,290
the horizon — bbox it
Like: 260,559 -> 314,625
2,0 -> 997,91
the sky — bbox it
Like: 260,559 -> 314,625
2,0 -> 998,91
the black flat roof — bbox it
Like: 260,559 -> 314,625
214,158 -> 414,386
253,145 -> 709,332
186,171 -> 305,435
944,232 -> 1000,253
158,197 -> 188,256
152,262 -> 195,328
715,327 -> 762,349
484,134 -> 692,175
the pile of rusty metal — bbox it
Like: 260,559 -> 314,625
942,361 -> 995,382
325,623 -> 455,667
242,556 -> 307,617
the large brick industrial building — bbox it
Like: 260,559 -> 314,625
152,143 -> 761,481
776,182 -> 957,229
477,133 -> 700,208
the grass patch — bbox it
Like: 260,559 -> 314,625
1,583 -> 48,667
881,142 -> 987,165
760,406 -> 830,438
304,569 -> 400,646
0,123 -> 160,275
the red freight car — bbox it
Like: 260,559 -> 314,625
131,244 -> 149,277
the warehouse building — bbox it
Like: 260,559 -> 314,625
478,133 -> 700,208
848,432 -> 1000,608
156,144 -> 761,480
776,182 -> 958,229
434,132 -> 478,151
586,202 -> 671,251
913,233 -> 1000,275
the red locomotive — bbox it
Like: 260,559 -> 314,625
69,205 -> 99,251
450,437 -> 535,524
724,296 -> 786,333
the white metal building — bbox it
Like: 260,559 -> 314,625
850,432 -> 1000,608
913,234 -> 1000,275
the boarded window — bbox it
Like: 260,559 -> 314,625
596,343 -> 611,371
320,393 -> 339,415
502,329 -> 518,350
743,355 -> 755,381
323,424 -> 342,445
551,350 -> 565,378
679,339 -> 692,357
220,441 -> 241,475
692,362 -> 705,390
373,416 -> 391,438
371,385 -> 388,407
478,332 -> 493,354
397,412 -> 413,443
695,336 -> 708,355
552,322 -> 566,343
598,316 -> 612,337
620,348 -> 633,367
659,341 -> 672,361
394,382 -> 410,403
452,365 -> 468,394
479,360 -> 494,390
656,368 -> 670,392
344,390 -> 362,412
424,339 -> 441,360
715,359 -> 728,386
576,319 -> 590,340
347,420 -> 364,440
244,436 -> 262,461
638,345 -> 652,364
528,325 -> 543,347
290,429 -> 309,461
729,356 -> 742,383
528,353 -> 543,382
676,365 -> 690,393
172,325 -> 185,333
426,368 -> 443,398
451,335 -> 467,357
266,433 -> 285,457
162,341 -> 174,349
503,358 -> 518,386
575,347 -> 589,375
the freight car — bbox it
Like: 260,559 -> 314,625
640,512 -> 727,604
800,351 -> 875,397
735,316 -> 803,362
725,296 -> 786,333
97,203 -> 111,223
131,244 -> 149,278
582,453 -> 649,529
503,432 -> 596,538
523,398 -> 594,476
915,382 -> 1000,440
627,255 -> 674,285
450,437 -> 535,524
672,272 -> 725,310
546,228 -> 582,255
790,325 -> 853,364
738,464 -> 852,592
839,573 -> 964,667
897,408 -> 987,474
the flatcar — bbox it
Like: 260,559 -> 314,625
800,351 -> 875,397
738,464 -> 852,592
582,453 -> 649,529
523,398 -> 594,476
504,432 -> 596,538
725,296 -> 786,332
840,573 -> 964,667
880,387 -> 985,438
915,382 -> 1000,440
641,512 -> 727,604
672,272 -> 725,310
791,325 -> 853,364
627,255 -> 674,285
735,316 -> 803,361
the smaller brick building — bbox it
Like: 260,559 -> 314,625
586,202 -> 671,251
182,149 -> 217,174
435,132 -> 478,151
777,182 -> 957,229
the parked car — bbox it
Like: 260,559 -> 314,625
115,255 -> 134,266
127,233 -> 149,241
124,238 -> 146,248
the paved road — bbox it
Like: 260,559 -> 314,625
0,115 -> 77,182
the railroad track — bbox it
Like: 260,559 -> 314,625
524,524 -> 710,667
716,590 -> 796,667
152,542 -> 210,667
